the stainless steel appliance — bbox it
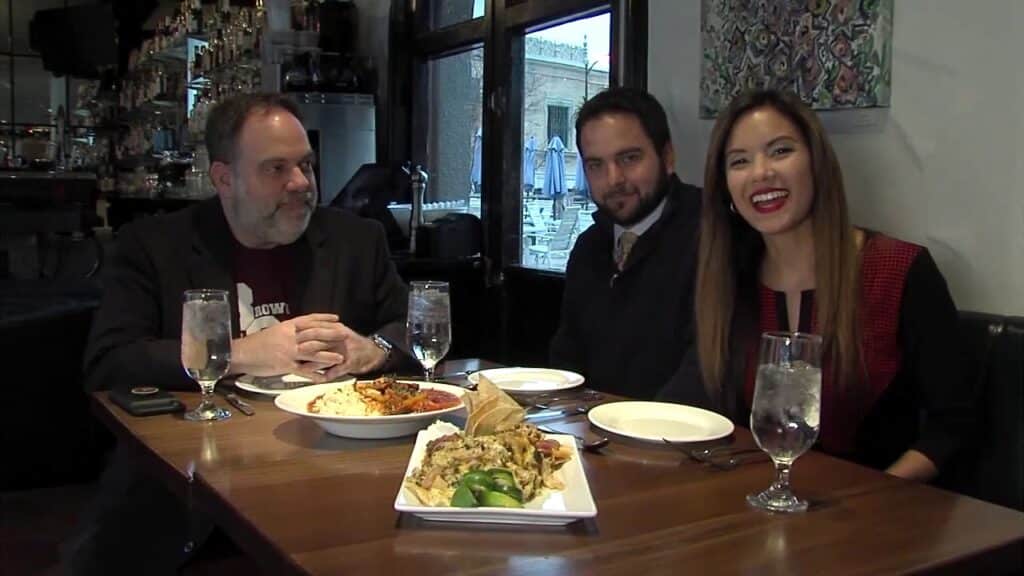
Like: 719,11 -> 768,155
287,92 -> 375,206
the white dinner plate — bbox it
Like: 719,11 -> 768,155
394,422 -> 597,525
234,373 -> 353,396
467,367 -> 585,394
274,381 -> 467,439
587,401 -> 734,443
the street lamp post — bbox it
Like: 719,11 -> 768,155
584,59 -> 599,101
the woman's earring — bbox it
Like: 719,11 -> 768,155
729,202 -> 737,214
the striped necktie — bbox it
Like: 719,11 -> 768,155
615,231 -> 638,271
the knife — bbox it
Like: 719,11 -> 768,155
250,376 -> 312,390
222,391 -> 255,416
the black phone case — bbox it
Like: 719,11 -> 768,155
110,387 -> 185,417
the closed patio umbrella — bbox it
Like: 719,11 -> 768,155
542,136 -> 567,199
543,136 -> 568,218
470,127 -> 482,194
574,153 -> 589,199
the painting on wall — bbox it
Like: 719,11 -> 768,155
700,0 -> 893,117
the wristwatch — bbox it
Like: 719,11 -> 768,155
369,334 -> 394,365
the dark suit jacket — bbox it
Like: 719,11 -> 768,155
84,198 -> 412,391
549,175 -> 707,401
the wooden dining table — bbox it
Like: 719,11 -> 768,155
91,359 -> 1024,575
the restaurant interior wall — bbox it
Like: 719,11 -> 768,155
351,0 -> 390,160
648,0 -> 1024,316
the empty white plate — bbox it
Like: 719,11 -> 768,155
467,367 -> 584,394
235,374 -> 353,396
587,401 -> 734,443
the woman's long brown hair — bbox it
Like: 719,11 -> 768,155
696,89 -> 861,407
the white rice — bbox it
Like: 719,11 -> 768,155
309,385 -> 376,416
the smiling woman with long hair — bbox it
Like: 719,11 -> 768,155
693,89 -> 975,481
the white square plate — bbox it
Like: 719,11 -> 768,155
393,422 -> 598,525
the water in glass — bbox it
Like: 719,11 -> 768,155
181,289 -> 232,421
406,281 -> 451,380
750,362 -> 822,464
746,331 -> 823,513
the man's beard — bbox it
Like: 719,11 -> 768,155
229,184 -> 316,247
599,170 -> 671,227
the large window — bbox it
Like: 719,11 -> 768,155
403,0 -> 646,274
521,14 -> 610,271
419,47 -> 484,219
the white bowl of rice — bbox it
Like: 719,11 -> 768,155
274,380 -> 468,439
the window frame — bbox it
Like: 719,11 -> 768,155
0,1 -> 95,161
393,0 -> 648,277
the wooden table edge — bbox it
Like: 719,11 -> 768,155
90,391 -> 194,499
192,471 -> 310,576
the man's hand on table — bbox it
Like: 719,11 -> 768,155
295,321 -> 387,379
231,313 -> 346,382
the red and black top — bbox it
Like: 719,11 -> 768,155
743,233 -> 974,470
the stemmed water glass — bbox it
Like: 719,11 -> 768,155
406,281 -> 452,381
181,289 -> 232,421
747,331 -> 823,513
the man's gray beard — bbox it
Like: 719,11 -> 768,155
599,170 -> 670,227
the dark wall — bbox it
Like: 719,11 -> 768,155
500,267 -> 565,366
1,291 -> 110,490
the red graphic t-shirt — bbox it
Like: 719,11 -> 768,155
233,242 -> 296,336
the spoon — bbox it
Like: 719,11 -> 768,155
538,425 -> 609,452
435,370 -> 478,389
436,369 -> 477,379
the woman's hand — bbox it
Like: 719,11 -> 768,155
886,449 -> 938,481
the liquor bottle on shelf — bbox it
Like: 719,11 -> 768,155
192,46 -> 203,79
191,0 -> 203,34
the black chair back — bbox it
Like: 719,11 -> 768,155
942,312 -> 1024,511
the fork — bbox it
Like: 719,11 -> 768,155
692,445 -> 763,461
661,438 -> 761,463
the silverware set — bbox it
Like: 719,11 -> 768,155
524,405 -> 590,420
537,425 -> 609,452
661,438 -> 768,470
519,389 -> 603,421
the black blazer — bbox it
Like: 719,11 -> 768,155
84,199 -> 411,391
550,175 -> 706,401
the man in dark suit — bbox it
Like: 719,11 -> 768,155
550,88 -> 705,403
85,94 -> 411,392
67,94 -> 413,574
